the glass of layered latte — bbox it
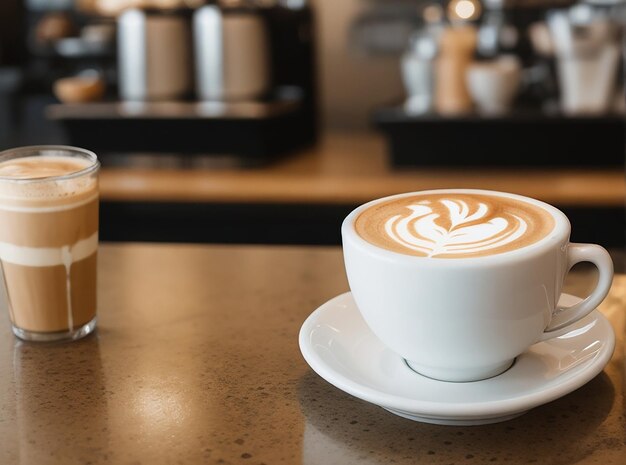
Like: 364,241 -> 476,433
0,146 -> 99,342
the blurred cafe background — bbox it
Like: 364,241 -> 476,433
0,0 -> 624,253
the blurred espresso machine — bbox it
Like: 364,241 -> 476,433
50,0 -> 318,164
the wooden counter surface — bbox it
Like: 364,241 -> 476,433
99,133 -> 626,206
0,243 -> 624,464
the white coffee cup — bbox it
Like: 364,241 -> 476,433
466,56 -> 521,115
341,189 -> 613,382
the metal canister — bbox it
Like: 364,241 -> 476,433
118,8 -> 193,101
193,4 -> 269,101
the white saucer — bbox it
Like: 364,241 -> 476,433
299,292 -> 615,426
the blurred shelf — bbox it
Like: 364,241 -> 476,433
99,133 -> 626,207
46,97 -> 314,160
47,99 -> 301,120
374,106 -> 625,167
375,106 -> 625,123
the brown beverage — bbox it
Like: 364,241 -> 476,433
0,147 -> 99,341
355,192 -> 555,258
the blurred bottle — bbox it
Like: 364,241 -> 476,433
548,5 -> 621,115
476,0 -> 519,59
435,25 -> 477,115
401,31 -> 438,114
401,4 -> 443,114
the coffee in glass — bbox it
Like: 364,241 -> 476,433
0,146 -> 99,342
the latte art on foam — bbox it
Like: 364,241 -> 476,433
355,193 -> 555,258
386,200 -> 527,257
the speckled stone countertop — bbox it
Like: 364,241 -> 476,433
0,243 -> 623,465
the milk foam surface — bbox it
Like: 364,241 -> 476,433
355,193 -> 555,258
0,155 -> 90,179
0,156 -> 97,209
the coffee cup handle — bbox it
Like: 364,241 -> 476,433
539,243 -> 613,341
